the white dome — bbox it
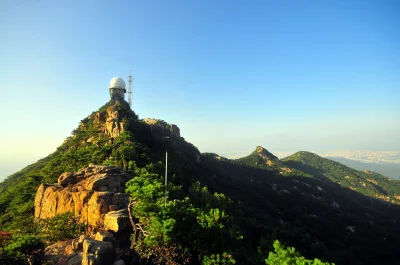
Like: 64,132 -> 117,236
109,77 -> 126,89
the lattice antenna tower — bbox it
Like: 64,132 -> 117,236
127,70 -> 133,107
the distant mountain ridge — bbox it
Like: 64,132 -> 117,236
201,148 -> 400,264
2,101 -> 400,264
232,146 -> 312,177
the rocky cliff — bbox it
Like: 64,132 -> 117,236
34,165 -> 132,232
143,118 -> 180,138
92,105 -> 127,138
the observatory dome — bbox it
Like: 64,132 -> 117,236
109,77 -> 126,89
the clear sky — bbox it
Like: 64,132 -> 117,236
0,0 -> 399,178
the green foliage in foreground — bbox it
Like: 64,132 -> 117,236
0,233 -> 44,265
126,164 -> 240,265
126,164 -> 333,265
37,212 -> 85,243
0,212 -> 83,265
266,240 -> 334,265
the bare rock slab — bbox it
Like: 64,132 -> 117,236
103,209 -> 131,233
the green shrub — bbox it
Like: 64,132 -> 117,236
125,165 -> 239,265
266,240 -> 333,265
2,234 -> 44,265
36,212 -> 85,243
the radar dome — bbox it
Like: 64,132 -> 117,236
109,77 -> 126,89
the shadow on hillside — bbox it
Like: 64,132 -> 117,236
198,157 -> 400,265
285,160 -> 389,196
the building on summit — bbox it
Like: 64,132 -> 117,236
109,77 -> 126,103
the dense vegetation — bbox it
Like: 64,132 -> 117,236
1,101 -> 400,264
201,151 -> 400,265
266,240 -> 333,265
0,212 -> 84,264
126,164 -> 240,264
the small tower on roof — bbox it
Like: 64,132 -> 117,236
109,77 -> 126,103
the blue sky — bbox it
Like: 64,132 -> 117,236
0,0 -> 399,177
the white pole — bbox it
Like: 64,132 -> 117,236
164,150 -> 168,207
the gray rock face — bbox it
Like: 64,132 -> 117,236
103,209 -> 131,233
67,253 -> 82,265
82,254 -> 96,265
95,231 -> 116,246
43,239 -> 74,265
58,172 -> 77,187
83,239 -> 116,265
83,239 -> 113,255
71,235 -> 90,252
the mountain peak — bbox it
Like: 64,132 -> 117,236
288,151 -> 320,159
255,146 -> 278,160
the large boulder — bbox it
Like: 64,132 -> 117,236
82,254 -> 96,265
83,239 -> 113,255
103,209 -> 131,233
67,253 -> 82,265
83,239 -> 116,265
70,235 -> 90,253
58,172 -> 77,187
42,234 -> 120,265
95,231 -> 116,246
42,239 -> 74,265
34,165 -> 132,227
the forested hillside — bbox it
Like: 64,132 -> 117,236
1,101 -> 400,265
282,151 -> 400,204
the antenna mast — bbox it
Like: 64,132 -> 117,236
127,70 -> 133,107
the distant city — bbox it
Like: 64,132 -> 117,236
320,150 -> 400,164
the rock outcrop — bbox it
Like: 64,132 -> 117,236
43,231 -> 128,265
143,118 -> 180,138
93,104 -> 127,139
34,165 -> 132,230
103,209 -> 131,233
43,239 -> 75,265
104,105 -> 126,138
83,238 -> 116,265
94,112 -> 105,125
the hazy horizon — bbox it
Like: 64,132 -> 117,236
1,0 -> 399,179
2,146 -> 399,181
